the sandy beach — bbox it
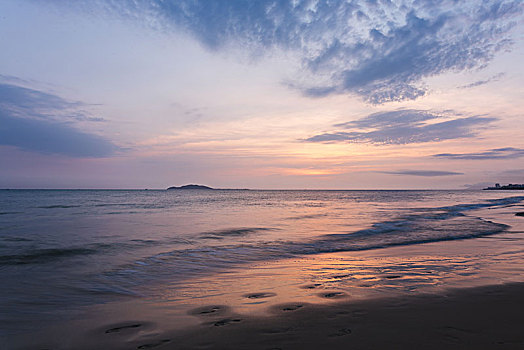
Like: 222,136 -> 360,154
13,282 -> 523,350
170,282 -> 524,350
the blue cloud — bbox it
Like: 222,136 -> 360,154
0,82 -> 78,116
0,81 -> 117,157
458,73 -> 506,89
433,147 -> 524,160
72,0 -> 523,103
304,109 -> 495,144
0,82 -> 105,123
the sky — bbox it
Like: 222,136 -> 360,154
0,0 -> 523,189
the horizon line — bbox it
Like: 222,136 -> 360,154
0,187 -> 483,191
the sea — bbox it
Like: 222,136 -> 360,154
1,189 -> 524,344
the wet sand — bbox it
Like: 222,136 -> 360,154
164,282 -> 524,350
15,282 -> 524,350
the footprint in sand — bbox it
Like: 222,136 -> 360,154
212,318 -> 242,327
136,339 -> 171,349
105,323 -> 142,334
351,309 -> 368,318
437,325 -> 475,344
320,291 -> 347,299
261,326 -> 293,334
328,328 -> 352,337
189,305 -> 229,316
281,304 -> 303,311
335,310 -> 351,316
243,292 -> 276,299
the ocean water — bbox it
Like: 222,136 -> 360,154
1,189 -> 524,339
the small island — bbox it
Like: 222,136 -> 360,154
167,184 -> 214,190
484,183 -> 524,190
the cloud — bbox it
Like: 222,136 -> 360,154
304,109 -> 495,145
0,81 -> 105,123
433,147 -> 524,160
0,81 -> 79,117
70,0 -> 523,103
0,74 -> 32,86
0,81 -> 117,157
458,73 -> 506,89
380,170 -> 464,177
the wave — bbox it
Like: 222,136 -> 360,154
102,197 -> 520,288
0,247 -> 97,265
0,237 -> 197,266
440,196 -> 524,212
309,216 -> 506,253
35,203 -> 172,211
93,203 -> 169,209
199,227 -> 272,239
37,205 -> 82,209
2,237 -> 32,242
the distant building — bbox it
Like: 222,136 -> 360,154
484,183 -> 524,190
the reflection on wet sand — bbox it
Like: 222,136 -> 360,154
149,222 -> 524,322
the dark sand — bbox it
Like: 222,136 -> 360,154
168,283 -> 524,350
24,282 -> 523,350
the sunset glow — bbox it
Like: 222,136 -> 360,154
1,1 -> 523,189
